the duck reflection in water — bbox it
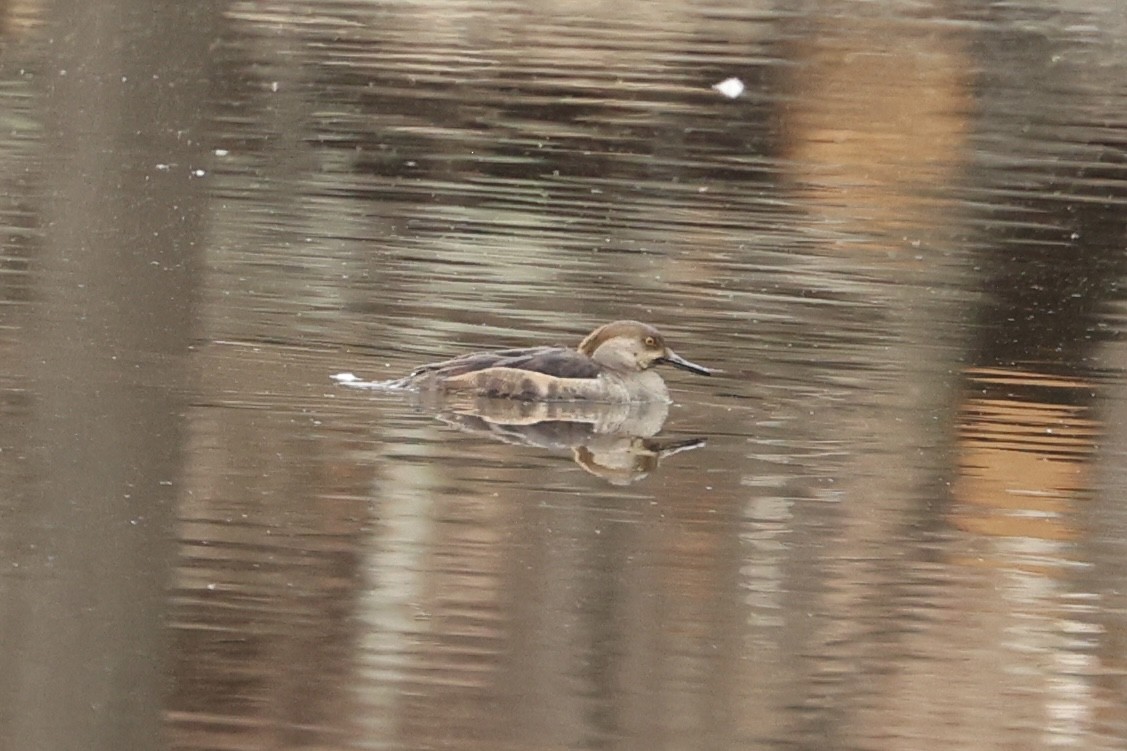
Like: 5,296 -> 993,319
333,321 -> 712,483
433,396 -> 705,485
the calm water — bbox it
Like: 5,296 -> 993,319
2,1 -> 1127,749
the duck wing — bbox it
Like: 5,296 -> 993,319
411,346 -> 601,379
496,348 -> 602,378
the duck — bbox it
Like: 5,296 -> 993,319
390,320 -> 712,403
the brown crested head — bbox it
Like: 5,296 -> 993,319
577,321 -> 712,376
578,320 -> 663,357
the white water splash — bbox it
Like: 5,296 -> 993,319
331,373 -> 409,391
712,77 -> 744,99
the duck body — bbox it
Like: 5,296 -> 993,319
392,321 -> 711,403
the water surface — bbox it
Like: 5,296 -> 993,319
2,1 -> 1127,750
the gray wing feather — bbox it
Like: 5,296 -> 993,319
410,346 -> 600,379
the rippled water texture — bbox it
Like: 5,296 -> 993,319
2,1 -> 1127,749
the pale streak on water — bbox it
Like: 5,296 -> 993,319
0,1 -> 1126,750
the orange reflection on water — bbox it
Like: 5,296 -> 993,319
780,15 -> 972,245
952,367 -> 1098,548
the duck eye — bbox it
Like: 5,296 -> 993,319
644,336 -> 656,347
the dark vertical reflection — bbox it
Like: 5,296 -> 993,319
955,14 -> 1127,567
934,10 -> 1127,749
0,2 -> 215,749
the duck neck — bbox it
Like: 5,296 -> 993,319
601,369 -> 670,403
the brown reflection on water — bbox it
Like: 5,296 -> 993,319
781,14 -> 971,244
0,2 -> 213,750
901,366 -> 1102,748
167,345 -> 377,748
954,368 -> 1095,545
170,411 -> 371,748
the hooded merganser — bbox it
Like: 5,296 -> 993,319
390,320 -> 712,403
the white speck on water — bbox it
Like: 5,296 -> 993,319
713,77 -> 745,99
332,372 -> 361,383
192,168 -> 206,177
270,81 -> 279,92
214,148 -> 229,156
156,164 -> 171,171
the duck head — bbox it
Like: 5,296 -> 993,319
578,321 -> 712,376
